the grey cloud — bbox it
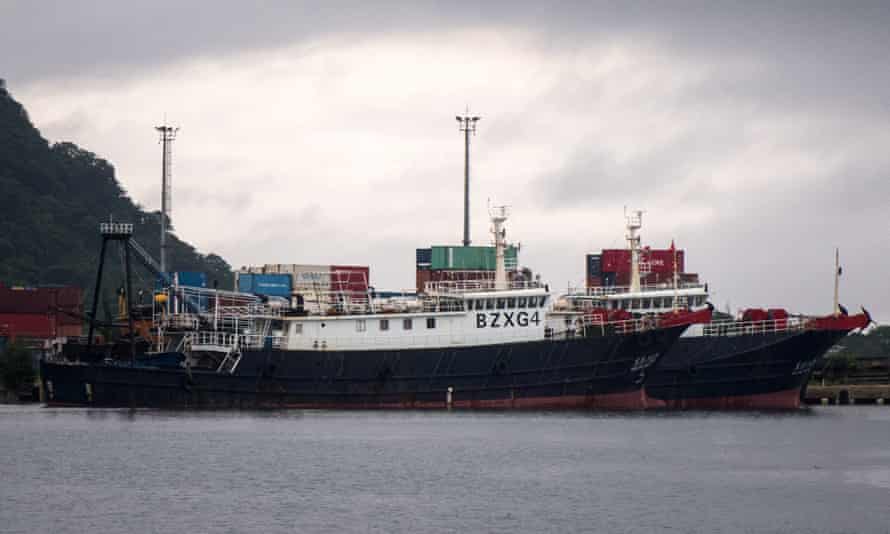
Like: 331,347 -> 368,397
5,1 -> 890,94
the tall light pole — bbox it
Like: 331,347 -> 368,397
155,124 -> 179,274
456,111 -> 480,247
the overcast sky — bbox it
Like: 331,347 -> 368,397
3,1 -> 888,321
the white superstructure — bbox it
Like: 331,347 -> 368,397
564,210 -> 710,315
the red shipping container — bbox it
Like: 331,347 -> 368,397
416,269 -> 432,293
614,271 -> 631,286
642,249 -> 685,275
599,249 -> 685,275
330,265 -> 370,294
0,313 -> 55,338
0,286 -> 83,318
601,250 -> 631,273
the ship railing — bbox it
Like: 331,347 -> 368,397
99,222 -> 133,236
235,331 -> 551,351
697,317 -> 808,337
184,331 -> 285,351
185,331 -> 242,349
576,315 -> 664,335
424,279 -> 542,294
575,282 -> 707,297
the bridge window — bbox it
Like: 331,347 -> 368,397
356,319 -> 366,332
379,319 -> 389,331
539,296 -> 548,307
426,317 -> 436,329
518,297 -> 527,308
403,318 -> 413,330
507,297 -> 516,308
486,299 -> 495,310
642,298 -> 651,309
497,298 -> 506,310
293,323 -> 303,335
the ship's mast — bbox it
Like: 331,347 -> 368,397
490,205 -> 510,290
456,109 -> 480,247
833,247 -> 840,316
625,209 -> 644,293
155,124 -> 179,274
672,240 -> 679,311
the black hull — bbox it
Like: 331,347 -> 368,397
40,326 -> 687,410
646,329 -> 849,409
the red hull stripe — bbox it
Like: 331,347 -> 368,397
258,390 -> 656,410
646,387 -> 803,410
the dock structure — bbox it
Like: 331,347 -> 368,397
804,384 -> 890,405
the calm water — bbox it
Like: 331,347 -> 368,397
1,405 -> 889,534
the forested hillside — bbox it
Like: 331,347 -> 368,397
0,79 -> 232,312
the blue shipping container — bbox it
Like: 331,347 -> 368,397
156,272 -> 208,289
238,273 -> 292,298
586,254 -> 602,277
415,248 -> 432,266
175,272 -> 207,288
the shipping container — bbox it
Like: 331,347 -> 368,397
430,245 -> 519,271
642,249 -> 685,275
331,265 -> 370,294
586,275 -> 602,288
0,286 -> 83,321
237,273 -> 292,298
289,265 -> 333,290
0,313 -> 55,338
415,269 -> 432,293
599,248 -> 685,275
415,248 -> 432,267
175,271 -> 207,288
157,271 -> 208,289
586,254 -> 602,278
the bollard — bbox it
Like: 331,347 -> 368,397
877,398 -> 885,405
446,386 -> 453,408
820,398 -> 829,406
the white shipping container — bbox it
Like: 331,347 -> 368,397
289,265 -> 332,290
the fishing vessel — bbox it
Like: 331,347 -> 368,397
41,208 -> 699,409
563,210 -> 871,409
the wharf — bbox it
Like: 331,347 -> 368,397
804,384 -> 890,405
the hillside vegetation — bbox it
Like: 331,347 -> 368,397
0,79 -> 232,314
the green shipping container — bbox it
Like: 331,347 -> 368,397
430,245 -> 518,270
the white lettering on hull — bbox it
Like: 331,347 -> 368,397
476,311 -> 540,328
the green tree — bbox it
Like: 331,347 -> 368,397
0,343 -> 35,391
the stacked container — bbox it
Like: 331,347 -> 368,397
0,284 -> 83,339
235,264 -> 370,299
430,245 -> 518,271
236,273 -> 293,298
592,247 -> 692,288
415,245 -> 520,293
